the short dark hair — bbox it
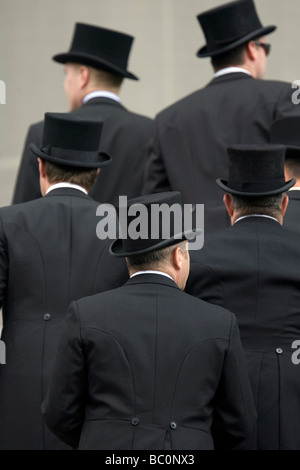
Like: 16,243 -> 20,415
44,160 -> 98,192
211,43 -> 246,71
231,193 -> 286,218
126,240 -> 187,271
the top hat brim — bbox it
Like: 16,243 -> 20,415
109,228 -> 202,258
29,142 -> 112,168
52,52 -> 139,80
197,25 -> 276,58
216,177 -> 295,196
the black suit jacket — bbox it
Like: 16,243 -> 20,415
0,188 -> 129,450
143,73 -> 300,233
283,190 -> 300,235
12,97 -> 153,206
186,217 -> 300,450
42,273 -> 256,450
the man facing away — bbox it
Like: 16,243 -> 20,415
42,191 -> 256,450
143,0 -> 300,234
0,113 -> 128,450
186,144 -> 300,450
12,22 -> 152,206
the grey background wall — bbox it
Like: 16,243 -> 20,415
0,0 -> 300,207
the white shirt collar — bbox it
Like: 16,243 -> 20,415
214,67 -> 252,78
83,91 -> 120,104
234,214 -> 279,225
289,186 -> 300,191
130,270 -> 174,282
46,182 -> 88,195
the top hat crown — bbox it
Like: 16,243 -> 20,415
53,22 -> 138,80
271,117 -> 300,160
30,112 -> 112,168
196,0 -> 276,58
216,144 -> 295,196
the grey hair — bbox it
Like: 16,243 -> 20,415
231,193 -> 286,217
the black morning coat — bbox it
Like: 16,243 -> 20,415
283,190 -> 300,235
0,188 -> 129,449
12,97 -> 153,206
186,216 -> 300,450
143,73 -> 300,234
42,273 -> 256,450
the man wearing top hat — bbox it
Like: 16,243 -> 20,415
0,113 -> 128,450
41,191 -> 256,451
271,116 -> 300,235
12,23 -> 152,206
185,144 -> 300,450
143,0 -> 300,234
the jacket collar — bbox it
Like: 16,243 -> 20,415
233,215 -> 281,228
208,72 -> 253,86
124,273 -> 180,290
81,96 -> 126,109
44,187 -> 92,199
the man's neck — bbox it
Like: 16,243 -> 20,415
83,88 -> 120,103
214,65 -> 253,77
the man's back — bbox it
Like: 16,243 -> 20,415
0,188 -> 128,450
43,273 -> 256,450
12,99 -> 152,205
143,73 -> 300,233
186,216 -> 300,449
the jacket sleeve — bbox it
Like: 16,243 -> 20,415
41,301 -> 87,449
12,122 -> 43,204
211,313 -> 257,449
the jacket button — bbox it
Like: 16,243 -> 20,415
169,421 -> 177,430
43,313 -> 51,321
131,417 -> 139,426
276,348 -> 283,354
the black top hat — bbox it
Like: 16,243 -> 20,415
197,0 -> 276,58
52,22 -> 138,80
271,117 -> 300,160
30,112 -> 112,168
109,192 -> 201,257
216,144 -> 295,196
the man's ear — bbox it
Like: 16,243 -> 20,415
38,158 -> 46,178
223,193 -> 234,217
281,194 -> 289,217
284,164 -> 291,182
79,65 -> 90,89
245,40 -> 258,62
172,245 -> 183,271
